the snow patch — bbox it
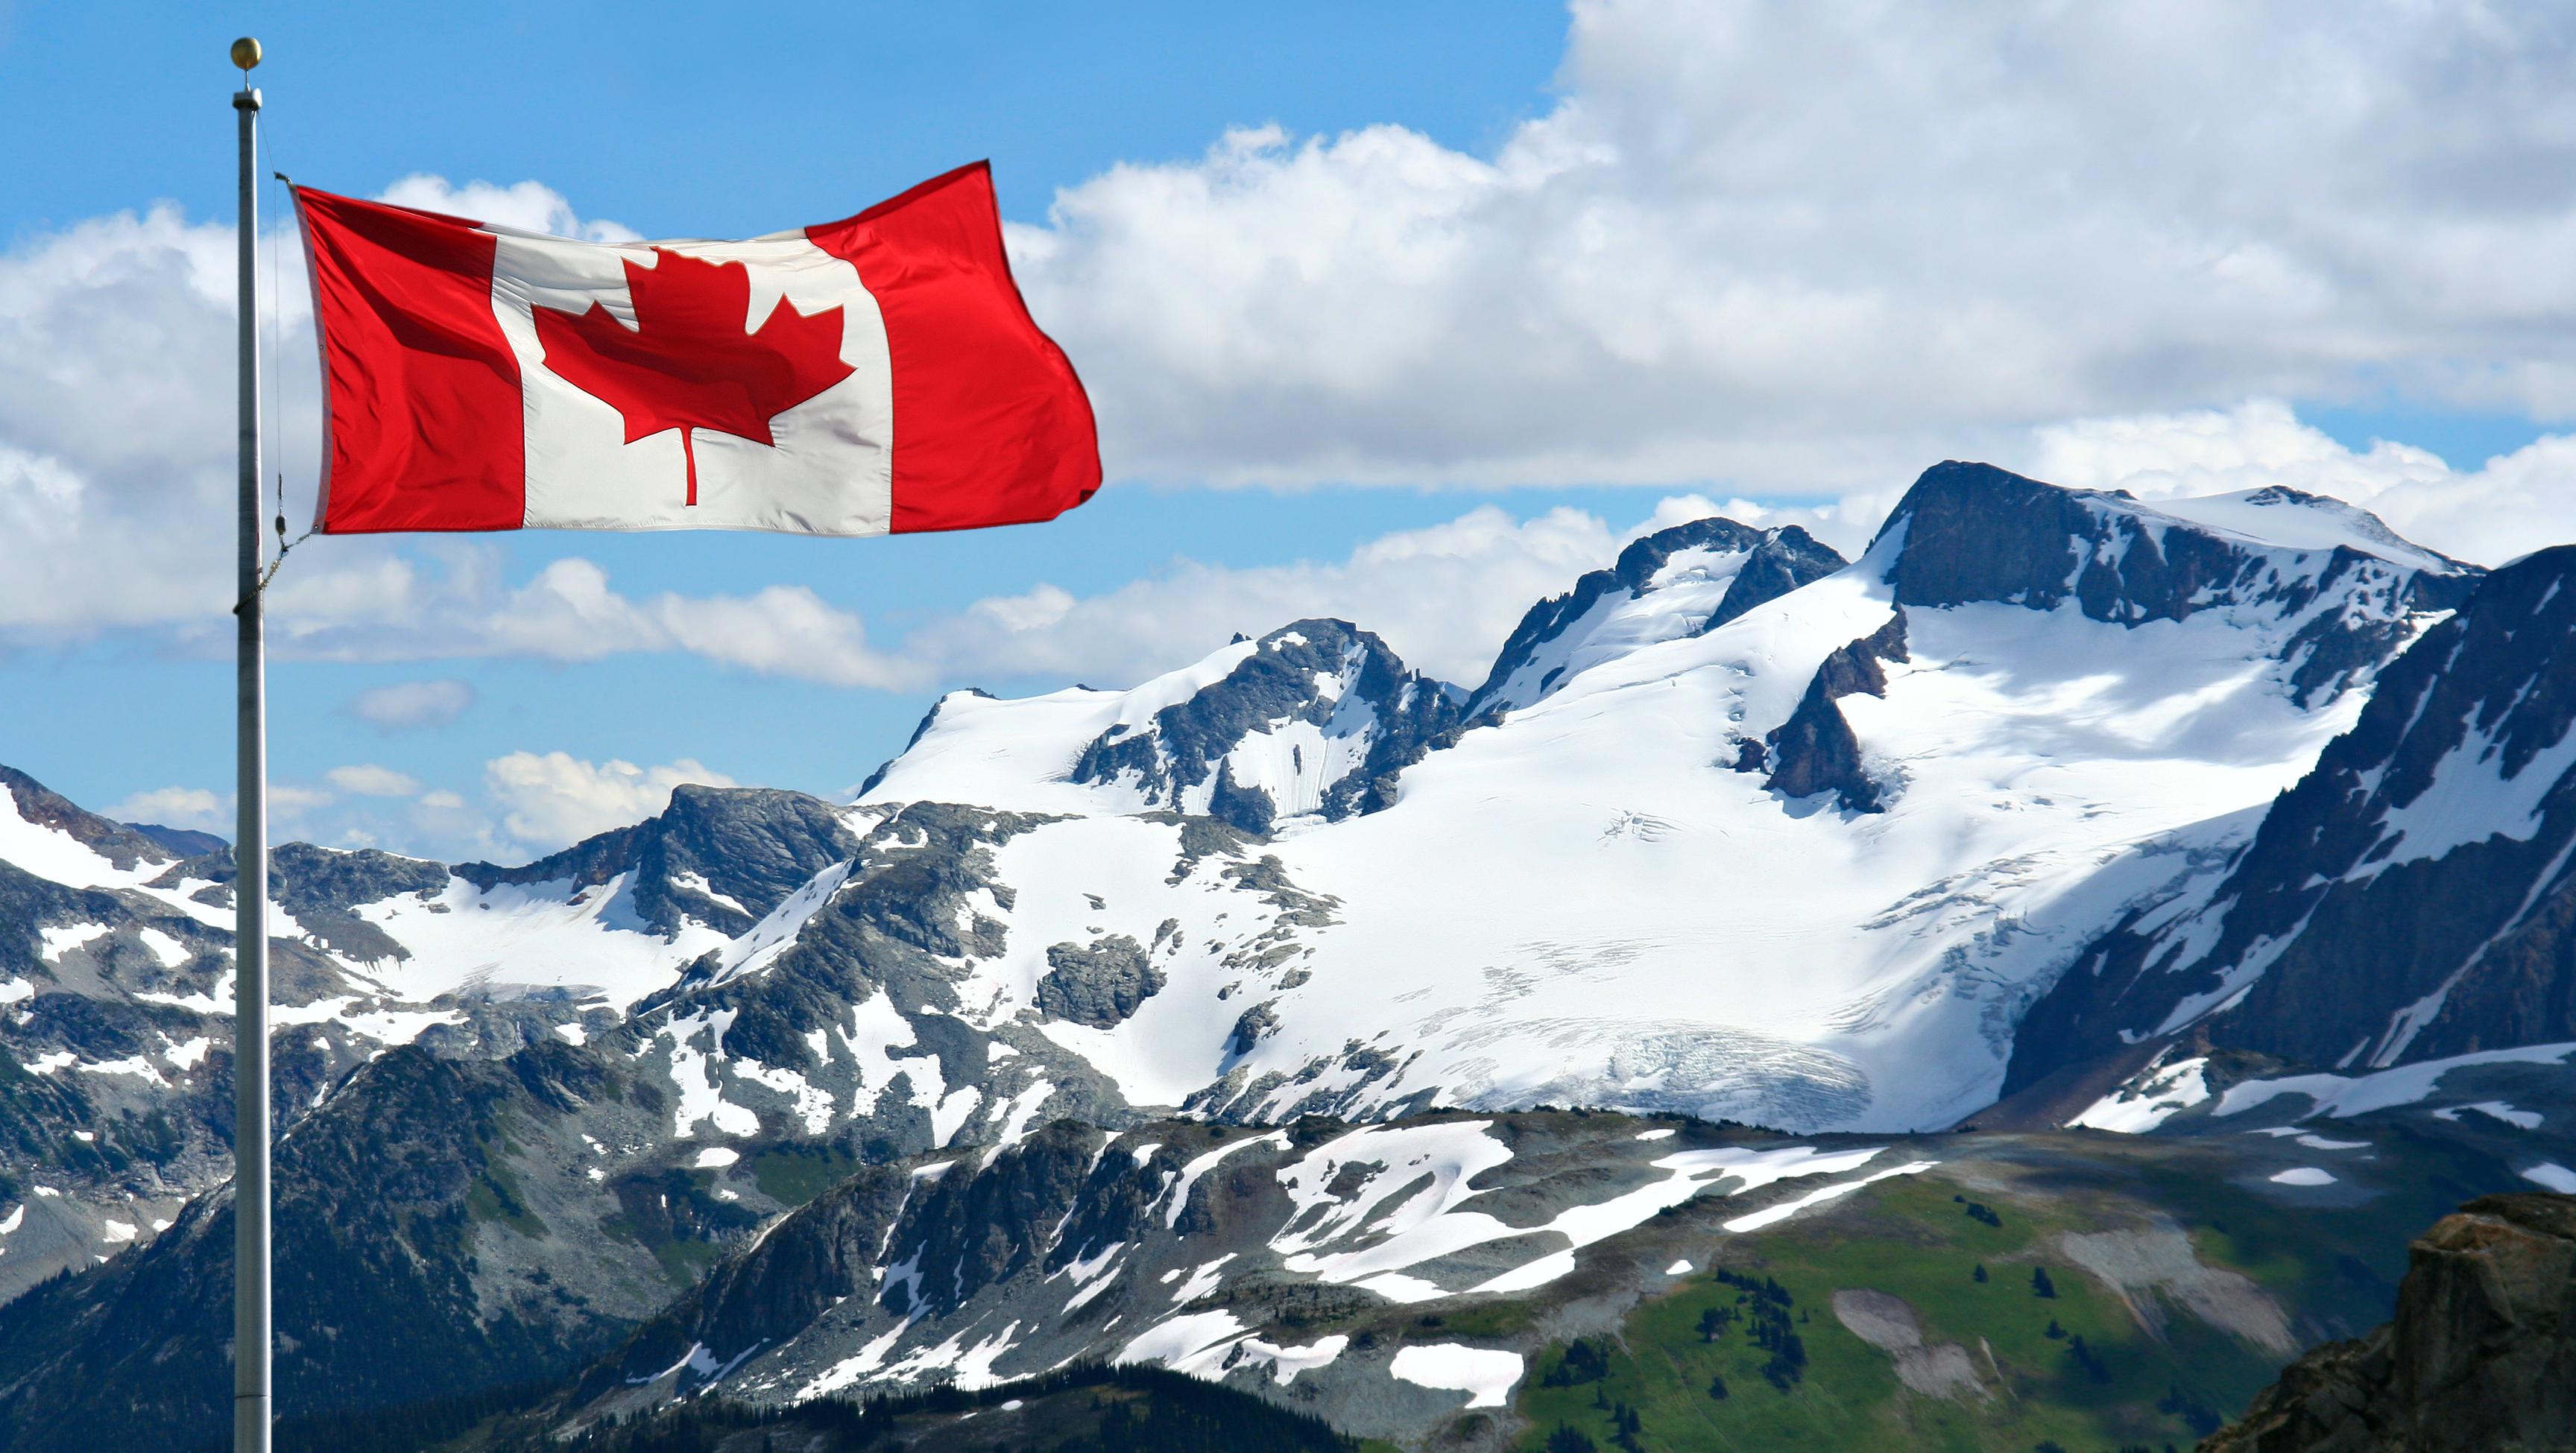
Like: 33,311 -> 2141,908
2068,1057 -> 2209,1133
2214,1043 -> 2576,1121
1720,1159 -> 1938,1233
1389,1343 -> 1523,1408
2520,1163 -> 2576,1194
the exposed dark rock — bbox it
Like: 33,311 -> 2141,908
1067,619 -> 1462,834
2204,1193 -> 2576,1453
2008,546 -> 2576,1095
1714,526 -> 1852,632
122,823 -> 224,858
1761,610 -> 1910,813
1035,935 -> 1166,1028
0,766 -> 174,874
1874,463 -> 2476,707
1226,1001 -> 1281,1060
458,785 -> 865,939
268,842 -> 449,964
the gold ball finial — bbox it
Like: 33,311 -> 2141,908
230,37 -> 262,72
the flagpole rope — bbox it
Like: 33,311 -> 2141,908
233,152 -> 312,617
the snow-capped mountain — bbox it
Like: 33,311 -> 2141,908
863,618 -> 1463,832
1462,518 -> 1847,721
819,461 -> 2479,1136
2012,541 -> 2576,1093
0,463 -> 2496,1279
9,458 -> 2574,1451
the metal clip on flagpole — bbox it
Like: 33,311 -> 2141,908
230,34 -> 272,1453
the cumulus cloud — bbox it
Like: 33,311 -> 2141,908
325,764 -> 423,798
13,3 -> 2576,706
1011,0 -> 2576,489
271,554 -> 918,689
373,177 -> 640,243
2006,399 -> 2576,569
347,678 -> 476,732
106,785 -> 222,830
904,503 -> 1622,688
0,178 -> 622,644
484,751 -> 735,853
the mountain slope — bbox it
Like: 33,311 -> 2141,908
2012,544 -> 2576,1095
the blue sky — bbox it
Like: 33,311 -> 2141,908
3,1 -> 2571,859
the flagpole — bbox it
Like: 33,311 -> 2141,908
229,35 -> 271,1453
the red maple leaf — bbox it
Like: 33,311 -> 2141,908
533,248 -> 856,506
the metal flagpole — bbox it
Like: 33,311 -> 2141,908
229,34 -> 271,1453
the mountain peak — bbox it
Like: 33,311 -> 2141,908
1465,515 -> 1847,720
1067,617 -> 1459,832
0,764 -> 180,875
1870,460 -> 2478,706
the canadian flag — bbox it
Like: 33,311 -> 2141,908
294,163 -> 1099,536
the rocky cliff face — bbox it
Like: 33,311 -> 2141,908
460,783 -> 870,942
1746,609 -> 1911,812
2010,545 -> 2576,1095
2205,1192 -> 2576,1453
1876,465 -> 2477,706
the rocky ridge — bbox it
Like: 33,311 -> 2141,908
2206,1191 -> 2576,1453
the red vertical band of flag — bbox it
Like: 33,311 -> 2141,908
806,163 -> 1100,535
299,189 -> 527,533
295,163 -> 1099,536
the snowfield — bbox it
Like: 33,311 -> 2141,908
850,492 -> 2434,1131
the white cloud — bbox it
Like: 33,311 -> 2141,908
105,786 -> 222,830
325,764 -> 423,798
1011,1 -> 2576,489
347,678 -> 476,731
903,502 -> 1623,688
372,176 -> 640,244
417,790 -> 465,811
269,554 -> 920,690
11,5 -> 2576,702
484,751 -> 735,853
2007,399 -> 2576,569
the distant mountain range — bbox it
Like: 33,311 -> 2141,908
1,461 -> 2570,1450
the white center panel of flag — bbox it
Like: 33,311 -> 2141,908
482,224 -> 897,535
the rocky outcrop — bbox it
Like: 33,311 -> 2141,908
2204,1193 -> 2576,1453
0,767 -> 177,875
1875,463 -> 2477,706
1758,610 -> 1910,812
1035,934 -> 1166,1028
